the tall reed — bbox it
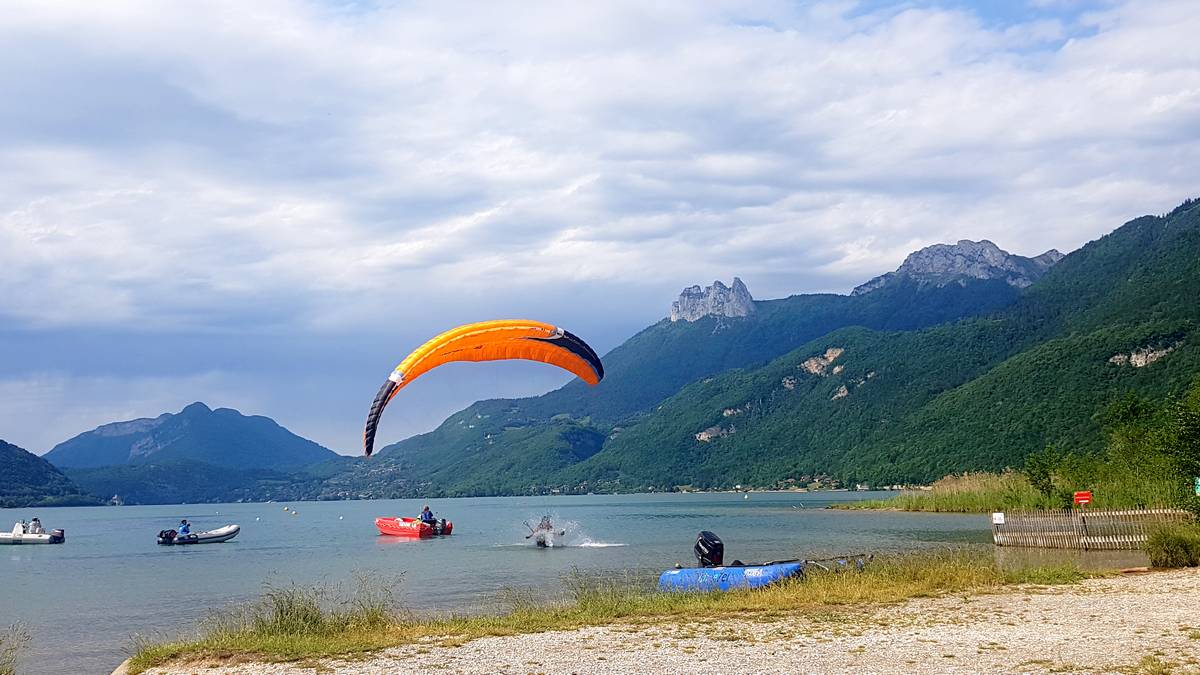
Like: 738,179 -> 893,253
1145,524 -> 1200,568
840,472 -> 1056,512
840,471 -> 1185,513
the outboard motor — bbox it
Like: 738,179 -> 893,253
48,528 -> 65,544
694,530 -> 724,568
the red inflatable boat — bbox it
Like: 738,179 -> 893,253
375,516 -> 453,538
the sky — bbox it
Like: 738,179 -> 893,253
1,0 -> 1197,455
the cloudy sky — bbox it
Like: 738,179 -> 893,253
1,0 -> 1197,455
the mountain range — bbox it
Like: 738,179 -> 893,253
44,402 -> 339,469
39,402 -> 343,506
367,202 -> 1197,495
14,198 -> 1199,504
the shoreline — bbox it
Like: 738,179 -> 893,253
123,552 -> 1089,674
0,488 -> 899,510
133,568 -> 1200,674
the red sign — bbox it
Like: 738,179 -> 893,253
1073,490 -> 1092,506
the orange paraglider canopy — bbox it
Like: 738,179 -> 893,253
363,320 -> 603,456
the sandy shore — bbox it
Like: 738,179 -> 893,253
142,569 -> 1200,674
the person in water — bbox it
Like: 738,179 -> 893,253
419,506 -> 436,524
178,519 -> 191,535
527,515 -> 561,545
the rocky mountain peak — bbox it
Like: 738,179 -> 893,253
852,240 -> 1063,296
670,277 -> 755,322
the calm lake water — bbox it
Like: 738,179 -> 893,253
2,492 -> 991,674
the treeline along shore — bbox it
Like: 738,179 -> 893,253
839,381 -> 1200,515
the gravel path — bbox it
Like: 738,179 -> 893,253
143,570 -> 1200,674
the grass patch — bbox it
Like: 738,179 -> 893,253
1,624 -> 29,675
1145,524 -> 1200,568
128,551 -> 1084,673
1125,655 -> 1176,675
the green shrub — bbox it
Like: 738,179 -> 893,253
1145,524 -> 1200,568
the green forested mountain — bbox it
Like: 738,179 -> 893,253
512,277 -> 1025,426
0,439 -> 100,507
63,459 -> 336,505
571,199 -> 1200,488
369,242 -> 1056,495
44,402 -> 340,469
364,199 -> 1200,495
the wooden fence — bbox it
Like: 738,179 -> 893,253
991,507 -> 1193,549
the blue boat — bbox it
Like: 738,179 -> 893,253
658,560 -> 806,592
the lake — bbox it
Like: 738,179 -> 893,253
2,492 -> 990,674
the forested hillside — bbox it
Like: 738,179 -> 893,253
63,459 -> 335,505
581,199 -> 1200,488
363,199 -> 1199,495
0,440 -> 100,507
367,236 -> 1069,495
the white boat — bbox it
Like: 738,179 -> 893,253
0,522 -> 64,545
157,524 -> 240,545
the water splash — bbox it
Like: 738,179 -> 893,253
520,514 -> 624,548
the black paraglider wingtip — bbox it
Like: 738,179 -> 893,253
525,329 -> 605,382
363,378 -> 398,457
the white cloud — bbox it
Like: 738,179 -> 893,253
0,371 -> 262,454
0,0 -> 1197,449
3,0 -> 1197,327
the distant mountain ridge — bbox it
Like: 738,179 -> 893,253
1,439 -> 99,507
852,239 -> 1062,296
44,402 -> 339,469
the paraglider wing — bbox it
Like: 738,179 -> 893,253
363,320 -> 604,456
